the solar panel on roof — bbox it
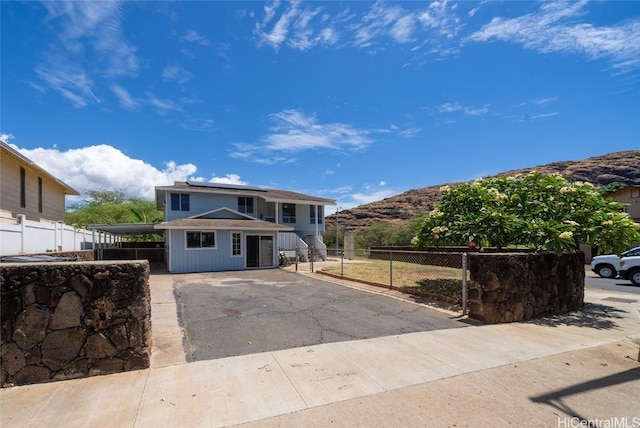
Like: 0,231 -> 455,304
186,181 -> 266,192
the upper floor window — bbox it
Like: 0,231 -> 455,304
238,197 -> 254,214
20,167 -> 26,208
310,205 -> 323,224
186,231 -> 215,248
171,193 -> 190,211
282,203 -> 296,223
632,189 -> 640,198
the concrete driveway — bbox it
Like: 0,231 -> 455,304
172,268 -> 467,362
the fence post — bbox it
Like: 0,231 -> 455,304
462,252 -> 468,315
389,250 -> 393,289
341,250 -> 344,277
18,214 -> 26,254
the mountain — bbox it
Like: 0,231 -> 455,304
328,150 -> 640,231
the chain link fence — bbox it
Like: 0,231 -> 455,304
320,248 -> 470,309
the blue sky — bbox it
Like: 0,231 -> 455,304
1,1 -> 639,210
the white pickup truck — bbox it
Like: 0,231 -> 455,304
590,246 -> 640,279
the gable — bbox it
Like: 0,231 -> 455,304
190,207 -> 253,220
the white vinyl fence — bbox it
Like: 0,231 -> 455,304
0,214 -> 119,256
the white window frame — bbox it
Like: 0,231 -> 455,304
231,231 -> 243,257
185,230 -> 216,249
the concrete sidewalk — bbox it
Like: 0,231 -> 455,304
1,273 -> 639,428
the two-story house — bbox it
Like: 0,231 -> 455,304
154,181 -> 336,273
1,140 -> 78,222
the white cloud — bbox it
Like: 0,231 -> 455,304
255,1 -> 333,51
534,97 -> 559,105
436,102 -> 490,116
390,15 -> 416,43
9,143 -> 244,201
348,189 -> 395,206
36,1 -> 140,106
208,174 -> 247,185
398,127 -> 422,138
438,102 -> 462,113
230,109 -> 378,163
162,65 -> 193,84
180,30 -> 210,46
467,0 -> 640,72
254,1 -> 461,54
463,104 -> 490,116
0,133 -> 15,142
379,181 -> 386,186
518,112 -> 559,122
35,60 -> 99,108
110,85 -> 139,110
109,86 -> 180,115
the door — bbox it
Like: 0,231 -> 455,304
246,235 -> 259,268
246,235 -> 274,268
260,236 -> 273,267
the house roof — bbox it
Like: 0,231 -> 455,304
89,223 -> 159,235
154,218 -> 295,231
155,181 -> 336,208
603,185 -> 640,199
1,141 -> 79,195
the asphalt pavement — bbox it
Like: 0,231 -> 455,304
173,269 -> 468,362
585,265 -> 640,294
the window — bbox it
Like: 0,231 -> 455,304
186,231 -> 215,248
238,197 -> 254,214
310,205 -> 323,224
632,189 -> 640,198
231,232 -> 242,256
38,177 -> 43,213
264,202 -> 276,222
282,203 -> 296,223
171,193 -> 190,211
20,167 -> 26,208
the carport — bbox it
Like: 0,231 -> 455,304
89,223 -> 165,269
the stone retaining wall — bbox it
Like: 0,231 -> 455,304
467,252 -> 585,323
38,250 -> 96,261
1,261 -> 151,387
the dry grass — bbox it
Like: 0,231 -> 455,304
322,258 -> 466,300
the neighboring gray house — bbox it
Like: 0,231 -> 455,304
154,181 -> 336,273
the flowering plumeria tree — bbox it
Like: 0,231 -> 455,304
412,172 -> 640,254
